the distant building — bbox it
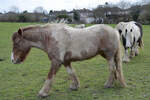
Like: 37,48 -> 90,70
78,9 -> 95,24
48,9 -> 96,24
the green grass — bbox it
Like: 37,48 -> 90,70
0,22 -> 150,100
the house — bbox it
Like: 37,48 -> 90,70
48,9 -> 96,24
78,9 -> 95,24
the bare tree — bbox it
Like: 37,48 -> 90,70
141,0 -> 150,4
9,6 -> 19,13
34,6 -> 48,15
34,6 -> 44,13
138,3 -> 150,24
93,5 -> 105,18
43,9 -> 48,15
118,0 -> 131,10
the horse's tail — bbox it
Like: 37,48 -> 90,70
139,38 -> 144,48
114,41 -> 127,87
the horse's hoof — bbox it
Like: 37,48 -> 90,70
130,52 -> 135,58
123,60 -> 130,63
0,59 -> 4,61
70,84 -> 79,91
135,53 -> 139,56
104,85 -> 113,88
70,88 -> 78,91
129,55 -> 135,58
122,84 -> 127,88
123,59 -> 130,63
123,57 -> 130,63
38,91 -> 49,97
135,50 -> 139,56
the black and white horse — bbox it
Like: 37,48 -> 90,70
116,21 -> 143,62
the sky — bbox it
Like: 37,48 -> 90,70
0,0 -> 146,12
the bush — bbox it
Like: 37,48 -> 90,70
73,11 -> 80,21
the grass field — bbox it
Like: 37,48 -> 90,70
0,22 -> 150,100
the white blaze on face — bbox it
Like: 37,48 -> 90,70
125,32 -> 132,48
124,23 -> 135,48
126,39 -> 131,48
11,52 -> 14,62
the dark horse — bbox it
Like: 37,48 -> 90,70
11,23 -> 126,97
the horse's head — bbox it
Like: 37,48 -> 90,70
116,22 -> 126,36
123,24 -> 134,48
11,28 -> 31,64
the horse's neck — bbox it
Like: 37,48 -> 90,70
24,27 -> 46,50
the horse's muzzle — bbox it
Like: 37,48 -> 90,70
12,58 -> 21,64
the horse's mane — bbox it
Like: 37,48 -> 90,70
22,24 -> 44,32
12,32 -> 17,41
134,22 -> 143,37
22,23 -> 67,32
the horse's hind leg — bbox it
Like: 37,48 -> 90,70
130,47 -> 135,58
134,43 -> 139,56
104,57 -> 116,88
115,49 -> 127,87
115,61 -> 127,87
38,59 -> 61,97
64,62 -> 80,90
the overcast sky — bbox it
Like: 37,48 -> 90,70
0,0 -> 146,12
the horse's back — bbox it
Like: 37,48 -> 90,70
65,24 -> 120,61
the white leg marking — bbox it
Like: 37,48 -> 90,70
39,79 -> 53,97
126,40 -> 131,48
123,49 -> 130,62
11,52 -> 14,62
66,67 -> 74,74
66,67 -> 79,90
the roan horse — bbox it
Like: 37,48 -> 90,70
11,23 -> 127,97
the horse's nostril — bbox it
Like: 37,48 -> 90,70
16,59 -> 21,63
12,60 -> 16,64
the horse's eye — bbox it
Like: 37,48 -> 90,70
130,29 -> 132,32
118,29 -> 122,34
14,43 -> 20,48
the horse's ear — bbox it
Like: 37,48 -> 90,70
18,28 -> 23,36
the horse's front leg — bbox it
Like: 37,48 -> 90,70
123,49 -> 130,63
134,43 -> 139,56
64,62 -> 80,90
38,59 -> 61,97
130,47 -> 135,58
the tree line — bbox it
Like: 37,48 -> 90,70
0,1 -> 150,24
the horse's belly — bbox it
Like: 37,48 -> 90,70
70,45 -> 99,61
68,35 -> 100,61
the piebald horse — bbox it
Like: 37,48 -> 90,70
116,21 -> 143,62
11,23 -> 126,97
